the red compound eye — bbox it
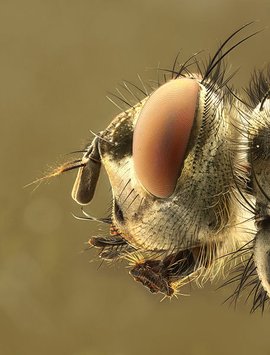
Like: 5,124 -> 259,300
133,78 -> 199,198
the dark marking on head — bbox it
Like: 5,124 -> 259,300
100,115 -> 133,161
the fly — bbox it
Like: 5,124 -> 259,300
44,23 -> 270,311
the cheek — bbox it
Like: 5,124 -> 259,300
133,78 -> 199,198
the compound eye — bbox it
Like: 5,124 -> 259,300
133,78 -> 199,198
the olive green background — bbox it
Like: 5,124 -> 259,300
1,1 -> 270,354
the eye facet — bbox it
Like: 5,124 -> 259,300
133,78 -> 199,198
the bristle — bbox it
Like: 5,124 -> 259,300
25,159 -> 85,188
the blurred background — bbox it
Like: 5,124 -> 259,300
1,0 -> 270,354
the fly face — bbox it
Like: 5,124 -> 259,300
50,23 -> 270,308
90,79 -> 239,255
67,24 -> 257,298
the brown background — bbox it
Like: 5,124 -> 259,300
1,1 -> 270,354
